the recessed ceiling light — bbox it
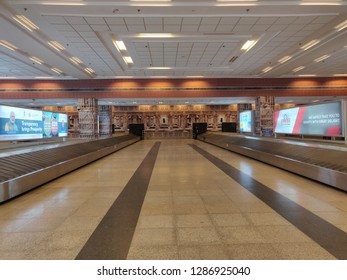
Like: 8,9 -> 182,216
298,74 -> 317,77
113,40 -> 127,51
12,15 -> 39,32
130,0 -> 171,1
333,74 -> 347,77
84,68 -> 95,74
29,56 -> 44,64
300,1 -> 342,5
51,67 -> 63,74
300,40 -> 320,51
262,67 -> 272,73
124,56 -> 133,64
136,33 -> 175,38
42,2 -> 86,5
147,67 -> 172,70
278,56 -> 292,64
314,54 -> 330,63
241,40 -> 257,51
293,66 -> 305,72
0,40 -> 18,51
69,57 -> 83,64
334,20 -> 347,31
48,41 -> 65,52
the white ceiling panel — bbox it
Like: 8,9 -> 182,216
0,0 -> 346,107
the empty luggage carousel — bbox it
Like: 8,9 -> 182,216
0,139 -> 347,260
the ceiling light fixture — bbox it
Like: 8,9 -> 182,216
0,40 -> 18,51
241,40 -> 257,51
124,56 -> 133,64
262,67 -> 272,73
136,33 -> 175,38
130,0 -> 172,1
314,54 -> 330,63
12,15 -> 39,32
42,2 -> 86,5
84,67 -> 95,74
300,1 -> 342,6
216,0 -> 258,6
29,56 -> 44,64
48,41 -> 65,52
334,20 -> 347,31
293,66 -> 305,72
147,67 -> 172,70
300,40 -> 320,50
69,57 -> 83,64
333,74 -> 347,77
113,40 -> 127,51
298,74 -> 317,77
278,56 -> 292,64
51,67 -> 63,74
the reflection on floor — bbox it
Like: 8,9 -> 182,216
1,139 -> 347,260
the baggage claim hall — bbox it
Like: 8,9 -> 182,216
0,0 -> 347,261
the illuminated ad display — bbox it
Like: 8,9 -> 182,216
0,105 -> 68,141
42,111 -> 67,138
274,102 -> 343,136
239,111 -> 253,133
0,105 -> 43,140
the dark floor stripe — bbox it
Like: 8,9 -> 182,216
75,142 -> 161,260
190,144 -> 347,260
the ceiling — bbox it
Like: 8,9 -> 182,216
1,0 -> 347,107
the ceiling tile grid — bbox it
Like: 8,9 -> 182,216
0,0 -> 346,81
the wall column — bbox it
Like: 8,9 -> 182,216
78,98 -> 98,138
98,105 -> 111,136
255,96 -> 275,136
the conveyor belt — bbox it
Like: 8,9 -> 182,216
0,134 -> 140,203
198,132 -> 347,192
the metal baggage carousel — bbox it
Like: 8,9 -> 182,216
0,134 -> 140,203
198,132 -> 347,192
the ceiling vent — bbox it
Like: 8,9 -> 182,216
229,56 -> 238,63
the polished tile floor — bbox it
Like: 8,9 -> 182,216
0,139 -> 346,260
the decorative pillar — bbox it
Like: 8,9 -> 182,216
98,105 -> 111,136
254,96 -> 275,136
78,98 -> 98,138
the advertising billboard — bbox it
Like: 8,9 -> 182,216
239,110 -> 253,133
0,105 -> 43,141
0,105 -> 68,141
274,102 -> 343,136
42,112 -> 68,138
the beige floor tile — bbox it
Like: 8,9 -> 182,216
217,226 -> 266,244
178,245 -> 229,260
127,245 -> 178,260
177,227 -> 221,245
257,225 -> 312,243
137,215 -> 175,229
210,213 -> 250,227
272,243 -> 336,260
226,243 -> 285,260
245,212 -> 290,226
131,228 -> 176,246
176,214 -> 212,228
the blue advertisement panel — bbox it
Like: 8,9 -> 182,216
0,105 -> 43,141
42,111 -> 68,138
239,110 -> 253,133
58,113 -> 68,137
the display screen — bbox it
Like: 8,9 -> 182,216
0,105 -> 43,140
274,102 -> 343,136
0,105 -> 68,141
42,111 -> 67,138
239,110 -> 253,133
